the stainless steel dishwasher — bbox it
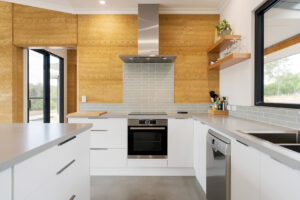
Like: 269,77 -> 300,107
206,129 -> 231,200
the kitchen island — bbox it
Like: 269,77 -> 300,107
0,123 -> 92,200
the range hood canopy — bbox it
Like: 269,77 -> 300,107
119,4 -> 177,63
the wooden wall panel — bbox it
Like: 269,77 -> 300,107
0,2 -> 13,122
12,46 -> 23,123
67,49 -> 77,114
13,4 -> 77,47
160,14 -> 220,103
77,15 -> 137,103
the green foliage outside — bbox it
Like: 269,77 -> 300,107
29,83 -> 58,111
264,57 -> 300,97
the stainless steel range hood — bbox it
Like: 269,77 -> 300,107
119,4 -> 177,63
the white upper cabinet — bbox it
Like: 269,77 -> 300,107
231,140 -> 260,200
168,119 -> 194,168
0,168 -> 12,200
260,153 -> 300,200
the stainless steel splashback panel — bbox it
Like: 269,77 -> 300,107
138,4 -> 159,56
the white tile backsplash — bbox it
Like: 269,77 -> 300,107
80,63 -> 209,113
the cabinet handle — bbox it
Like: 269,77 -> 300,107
69,195 -> 76,200
200,122 -> 206,125
58,136 -> 76,146
236,139 -> 248,147
90,148 -> 109,150
129,127 -> 166,130
91,130 -> 108,132
56,159 -> 75,175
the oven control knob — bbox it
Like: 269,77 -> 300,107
145,120 -> 150,125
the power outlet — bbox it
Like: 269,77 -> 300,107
82,96 -> 87,103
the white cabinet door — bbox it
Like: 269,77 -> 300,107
194,120 -> 201,176
0,168 -> 12,200
91,149 -> 127,168
260,153 -> 300,200
231,140 -> 260,200
198,122 -> 209,192
168,119 -> 194,168
69,118 -> 127,148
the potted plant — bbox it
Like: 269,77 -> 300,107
215,19 -> 232,37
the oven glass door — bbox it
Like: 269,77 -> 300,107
128,127 -> 167,155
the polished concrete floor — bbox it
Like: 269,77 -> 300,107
91,176 -> 206,200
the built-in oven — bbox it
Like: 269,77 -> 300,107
128,119 -> 167,159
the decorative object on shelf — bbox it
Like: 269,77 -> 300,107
215,19 -> 232,37
207,34 -> 251,70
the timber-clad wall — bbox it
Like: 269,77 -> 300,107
0,1 -> 219,122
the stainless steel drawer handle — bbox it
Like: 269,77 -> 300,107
90,148 -> 109,150
69,195 -> 76,200
58,136 -> 76,146
130,127 -> 166,130
91,130 -> 109,132
56,159 -> 75,175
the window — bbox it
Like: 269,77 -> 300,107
255,0 -> 300,108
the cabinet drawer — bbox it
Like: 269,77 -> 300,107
70,118 -> 127,134
14,146 -> 59,200
0,168 -> 12,200
24,158 -> 78,200
91,149 -> 127,168
91,131 -> 127,148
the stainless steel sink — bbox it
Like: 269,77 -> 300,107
249,133 -> 300,144
280,144 -> 300,153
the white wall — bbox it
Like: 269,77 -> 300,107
219,0 -> 266,106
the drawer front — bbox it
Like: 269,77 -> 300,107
69,118 -> 127,133
0,168 -> 12,200
91,149 -> 127,168
14,146 -> 58,200
25,158 -> 78,200
90,130 -> 127,148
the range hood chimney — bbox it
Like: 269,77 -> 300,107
119,4 -> 177,63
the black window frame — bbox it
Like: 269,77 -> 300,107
255,0 -> 300,109
28,49 -> 64,123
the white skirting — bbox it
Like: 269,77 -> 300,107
91,167 -> 195,176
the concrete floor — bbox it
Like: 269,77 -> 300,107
91,176 -> 206,200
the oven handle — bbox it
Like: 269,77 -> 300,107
129,127 -> 166,130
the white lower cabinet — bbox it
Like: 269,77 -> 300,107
198,122 -> 208,192
0,168 -> 12,200
91,149 -> 127,168
14,131 -> 90,200
168,119 -> 194,168
231,140 -> 260,200
260,153 -> 300,200
69,118 -> 128,170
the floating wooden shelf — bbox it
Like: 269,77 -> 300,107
208,53 -> 251,70
207,35 -> 241,53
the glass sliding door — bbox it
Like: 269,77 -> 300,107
28,50 -> 45,122
28,49 -> 64,123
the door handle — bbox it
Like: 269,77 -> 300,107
69,195 -> 76,200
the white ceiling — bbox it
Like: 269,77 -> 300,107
4,0 -> 225,14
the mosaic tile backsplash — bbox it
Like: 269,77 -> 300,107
229,105 -> 300,130
80,63 -> 210,113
